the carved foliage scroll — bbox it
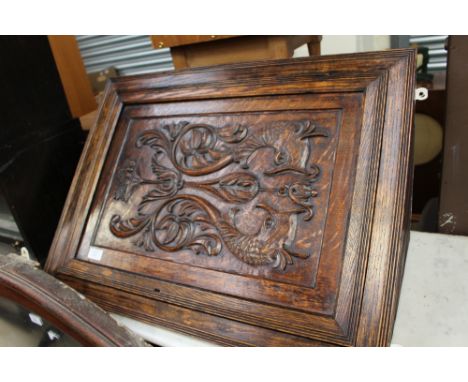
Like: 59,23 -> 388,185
108,117 -> 329,272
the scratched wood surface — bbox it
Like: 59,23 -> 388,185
46,50 -> 416,346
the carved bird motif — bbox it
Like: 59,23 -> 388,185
110,119 -> 326,271
218,203 -> 309,270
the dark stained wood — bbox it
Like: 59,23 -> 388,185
0,254 -> 146,346
61,275 -> 330,347
439,36 -> 468,235
46,50 -> 416,346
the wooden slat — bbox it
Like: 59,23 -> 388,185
151,35 -> 238,49
155,35 -> 320,70
48,35 -> 97,118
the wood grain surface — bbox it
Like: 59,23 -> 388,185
46,50 -> 416,346
0,254 -> 146,346
48,35 -> 97,117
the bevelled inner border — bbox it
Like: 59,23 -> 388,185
46,50 -> 415,346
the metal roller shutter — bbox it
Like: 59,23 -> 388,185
76,35 -> 174,76
409,35 -> 448,72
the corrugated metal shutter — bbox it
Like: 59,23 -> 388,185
76,35 -> 174,76
409,35 -> 448,72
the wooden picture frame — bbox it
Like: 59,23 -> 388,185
0,254 -> 146,346
46,50 -> 416,346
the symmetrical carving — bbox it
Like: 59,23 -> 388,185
110,120 -> 328,271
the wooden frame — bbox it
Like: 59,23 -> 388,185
151,35 -> 321,69
150,35 -> 239,48
0,254 -> 146,346
46,50 -> 415,346
48,36 -> 97,118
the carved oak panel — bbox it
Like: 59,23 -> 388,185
93,110 -> 340,288
46,51 -> 415,346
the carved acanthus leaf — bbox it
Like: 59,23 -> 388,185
110,119 -> 328,270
